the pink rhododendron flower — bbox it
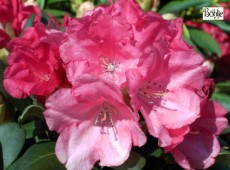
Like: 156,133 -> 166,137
126,16 -> 206,148
60,8 -> 141,87
60,0 -> 187,88
171,100 -> 228,170
44,75 -> 146,170
3,23 -> 66,98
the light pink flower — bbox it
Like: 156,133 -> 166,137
44,75 -> 146,170
170,100 -> 228,170
3,23 -> 66,98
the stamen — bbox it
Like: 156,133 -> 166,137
137,81 -> 168,104
99,56 -> 119,74
95,102 -> 118,140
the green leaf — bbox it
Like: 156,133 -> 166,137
7,142 -> 65,170
221,126 -> 230,135
45,9 -> 67,18
216,81 -> 230,93
0,60 -> 32,112
210,163 -> 230,170
47,0 -> 67,4
212,92 -> 230,112
112,151 -> 146,170
22,120 -> 48,139
0,139 -> 3,170
20,14 -> 36,37
37,0 -> 46,9
183,24 -> 190,39
182,35 -> 205,58
98,0 -> 110,5
216,149 -> 230,165
189,28 -> 221,56
159,0 -> 212,14
0,123 -> 25,169
149,148 -> 163,157
18,105 -> 44,124
207,20 -> 230,33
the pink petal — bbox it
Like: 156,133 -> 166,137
171,131 -> 220,169
166,50 -> 206,90
156,88 -> 200,129
192,100 -> 228,135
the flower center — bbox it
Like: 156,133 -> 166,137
99,56 -> 119,73
137,80 -> 168,104
95,102 -> 118,139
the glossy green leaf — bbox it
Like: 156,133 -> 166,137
7,142 -> 65,170
189,28 -> 221,56
20,14 -> 36,37
159,0 -> 212,14
45,9 -> 67,17
149,148 -> 163,157
22,120 -> 48,139
37,0 -> 45,9
210,163 -> 230,170
47,0 -> 67,4
221,126 -> 230,135
18,105 -> 44,124
182,35 -> 205,58
216,81 -> 230,93
0,123 -> 25,169
112,151 -> 146,170
183,24 -> 190,39
212,92 -> 230,112
207,20 -> 230,33
216,149 -> 230,165
0,143 -> 3,170
0,60 -> 32,112
98,0 -> 109,5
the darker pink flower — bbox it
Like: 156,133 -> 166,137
0,0 -> 14,24
170,100 -> 228,170
0,28 -> 11,48
44,75 -> 146,170
3,23 -> 66,98
12,3 -> 41,36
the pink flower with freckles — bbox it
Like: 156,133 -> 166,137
44,75 -> 146,170
126,46 -> 206,148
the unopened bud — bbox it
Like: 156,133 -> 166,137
162,13 -> 176,20
77,1 -> 95,17
203,59 -> 214,76
24,0 -> 38,6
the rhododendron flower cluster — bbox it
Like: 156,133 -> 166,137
2,0 -> 228,170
